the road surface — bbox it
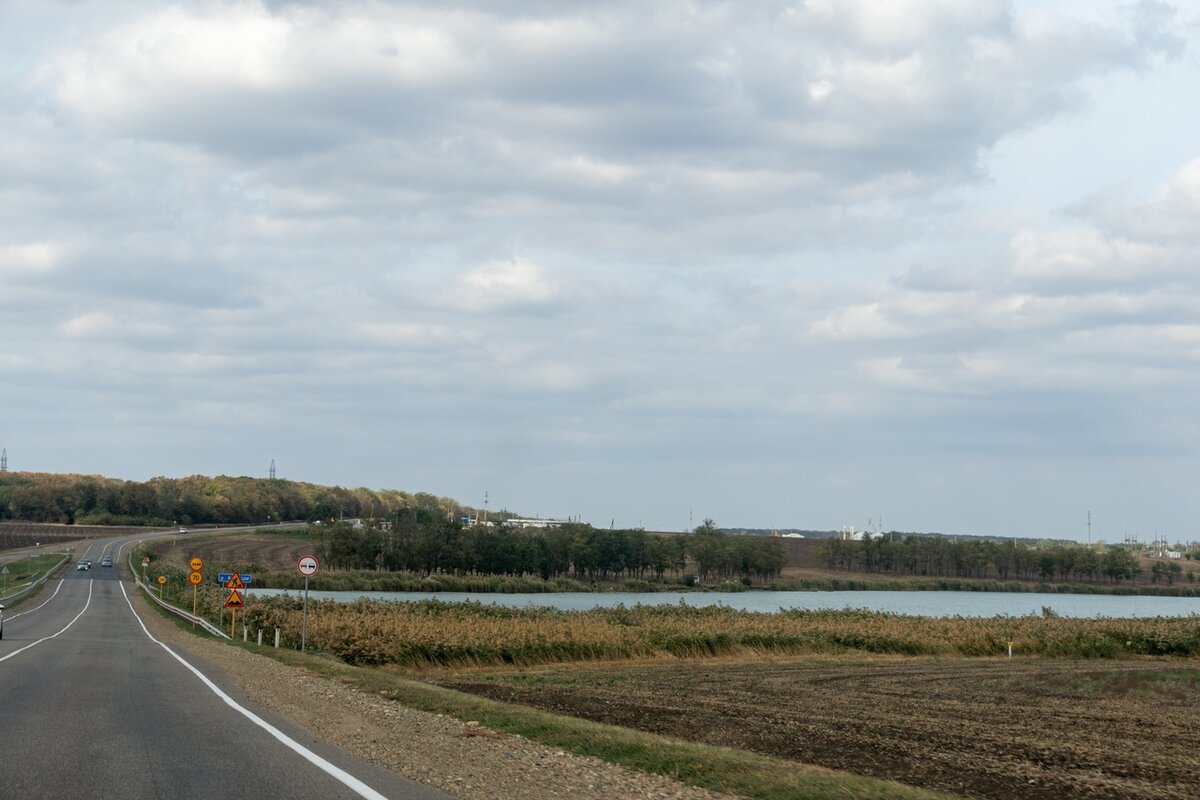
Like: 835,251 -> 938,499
0,534 -> 453,800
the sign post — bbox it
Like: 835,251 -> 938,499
157,574 -> 167,599
297,555 -> 319,652
188,570 -> 204,625
141,556 -> 150,584
224,573 -> 246,638
1,565 -> 8,594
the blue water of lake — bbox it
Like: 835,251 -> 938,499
249,588 -> 1200,618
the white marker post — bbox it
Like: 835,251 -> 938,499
297,555 -> 319,652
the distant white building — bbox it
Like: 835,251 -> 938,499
506,517 -> 568,529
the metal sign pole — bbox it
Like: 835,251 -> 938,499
301,574 -> 309,652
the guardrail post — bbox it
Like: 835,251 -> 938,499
274,627 -> 280,648
257,629 -> 263,646
242,625 -> 248,642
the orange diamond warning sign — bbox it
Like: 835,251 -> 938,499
224,589 -> 245,609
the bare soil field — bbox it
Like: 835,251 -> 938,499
436,656 -> 1200,800
152,530 -> 313,570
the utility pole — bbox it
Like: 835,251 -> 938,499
1087,510 -> 1091,547
0,448 -> 6,472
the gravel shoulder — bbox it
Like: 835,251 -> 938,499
134,590 -> 733,800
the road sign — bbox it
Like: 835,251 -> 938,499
297,555 -> 319,577
225,573 -> 246,590
1,566 -> 8,574
189,557 -> 204,572
141,557 -> 150,566
188,571 -> 203,586
157,575 -> 167,585
217,573 -> 253,585
224,589 -> 245,609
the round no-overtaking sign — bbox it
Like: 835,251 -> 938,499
297,555 -> 319,577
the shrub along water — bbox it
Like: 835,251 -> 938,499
236,598 -> 1200,668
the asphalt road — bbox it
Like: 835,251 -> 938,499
0,535 -> 453,800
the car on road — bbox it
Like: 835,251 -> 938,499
76,561 -> 89,571
100,557 -> 113,567
178,526 -> 188,534
0,603 -> 5,640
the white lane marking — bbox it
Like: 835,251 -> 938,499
8,579 -> 67,620
0,581 -> 94,664
119,583 -> 389,800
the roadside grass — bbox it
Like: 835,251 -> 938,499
0,551 -> 72,608
229,639 -> 966,800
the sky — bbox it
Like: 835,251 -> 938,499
2,1 -> 1199,542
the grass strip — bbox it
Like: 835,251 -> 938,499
229,641 -> 964,800
0,552 -> 71,608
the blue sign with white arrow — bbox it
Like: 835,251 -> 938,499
217,573 -> 253,584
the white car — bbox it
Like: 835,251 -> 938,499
76,561 -> 90,571
0,603 -> 5,639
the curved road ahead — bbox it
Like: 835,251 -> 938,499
0,535 -> 452,800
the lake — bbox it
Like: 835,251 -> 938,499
249,588 -> 1200,618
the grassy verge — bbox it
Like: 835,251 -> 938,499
233,640 -> 963,800
0,551 -> 71,607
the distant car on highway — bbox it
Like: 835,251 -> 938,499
1,603 -> 5,639
178,527 -> 188,534
100,556 -> 113,567
76,561 -> 89,571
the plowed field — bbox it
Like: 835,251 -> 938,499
153,531 -> 313,570
438,657 -> 1200,800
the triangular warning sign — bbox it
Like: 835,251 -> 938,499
224,589 -> 245,609
225,574 -> 245,589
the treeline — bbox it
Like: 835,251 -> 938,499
819,536 -> 1160,584
315,516 -> 787,583
0,471 -> 460,527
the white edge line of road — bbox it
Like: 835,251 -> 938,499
0,580 -> 93,663
8,578 -> 67,620
118,581 -> 389,800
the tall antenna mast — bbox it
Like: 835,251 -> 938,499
269,458 -> 276,480
1087,510 -> 1091,547
0,448 -> 6,472
483,491 -> 489,524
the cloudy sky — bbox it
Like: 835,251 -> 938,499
2,1 -> 1199,541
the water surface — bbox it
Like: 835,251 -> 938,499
250,588 -> 1200,618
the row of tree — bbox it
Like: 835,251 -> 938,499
315,516 -> 787,583
0,471 -> 459,527
818,536 -> 1150,583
